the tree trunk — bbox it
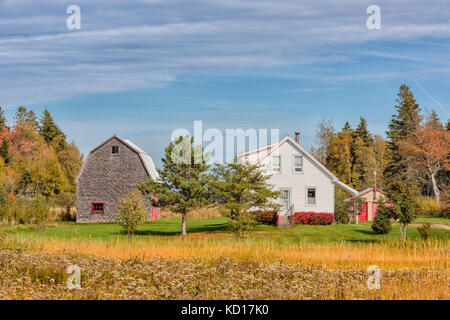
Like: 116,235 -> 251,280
181,212 -> 187,235
430,171 -> 440,205
400,224 -> 407,242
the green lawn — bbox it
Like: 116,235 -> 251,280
415,215 -> 450,226
1,216 -> 449,244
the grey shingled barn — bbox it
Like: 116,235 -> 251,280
76,135 -> 160,222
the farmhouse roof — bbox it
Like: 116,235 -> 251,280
239,135 -> 358,195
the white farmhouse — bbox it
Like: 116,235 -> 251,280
238,133 -> 357,217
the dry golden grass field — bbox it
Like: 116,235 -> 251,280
1,216 -> 449,300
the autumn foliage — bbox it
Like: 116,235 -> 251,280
398,112 -> 450,204
0,106 -> 83,224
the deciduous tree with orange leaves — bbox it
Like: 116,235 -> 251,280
398,112 -> 450,204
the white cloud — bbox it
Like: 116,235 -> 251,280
1,0 -> 450,106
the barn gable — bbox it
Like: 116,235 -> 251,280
76,135 -> 159,223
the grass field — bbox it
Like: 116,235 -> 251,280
1,216 -> 449,299
415,216 -> 450,226
2,216 -> 449,243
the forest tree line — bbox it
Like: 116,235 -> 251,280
0,106 -> 82,224
311,84 -> 450,211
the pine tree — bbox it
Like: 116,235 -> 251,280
343,121 -> 352,132
0,139 -> 10,164
39,108 -> 66,145
0,106 -> 7,128
0,106 -> 9,165
139,136 -> 212,235
384,85 -> 421,184
371,199 -> 393,234
212,159 -> 281,236
355,117 -> 373,147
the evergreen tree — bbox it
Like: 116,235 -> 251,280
212,159 -> 281,236
343,121 -> 352,132
371,199 -> 393,234
0,139 -> 10,164
384,85 -> 421,184
39,108 -> 66,145
0,106 -> 9,165
139,136 -> 212,235
355,117 -> 373,147
0,106 -> 7,128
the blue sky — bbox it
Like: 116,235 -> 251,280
0,0 -> 449,165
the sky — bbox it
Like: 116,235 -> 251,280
0,0 -> 449,166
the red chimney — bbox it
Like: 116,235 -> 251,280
295,131 -> 300,143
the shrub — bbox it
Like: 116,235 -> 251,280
56,192 -> 76,222
417,223 -> 432,240
228,214 -> 256,238
31,196 -> 51,229
293,212 -> 334,225
334,190 -> 350,224
437,205 -> 449,219
419,197 -> 440,216
371,199 -> 393,234
250,210 -> 277,225
0,197 -> 50,226
371,214 -> 392,234
116,190 -> 148,241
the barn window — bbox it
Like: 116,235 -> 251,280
272,156 -> 281,173
112,146 -> 119,154
307,188 -> 316,205
294,156 -> 303,172
91,202 -> 104,213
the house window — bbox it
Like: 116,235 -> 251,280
91,202 -> 104,213
272,156 -> 281,173
112,146 -> 119,154
294,156 -> 303,172
307,188 -> 316,205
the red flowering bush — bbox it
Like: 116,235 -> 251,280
293,212 -> 334,225
249,210 -> 278,225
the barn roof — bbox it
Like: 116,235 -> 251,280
75,135 -> 159,182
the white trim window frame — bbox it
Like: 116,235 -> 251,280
306,186 -> 317,206
272,155 -> 281,173
293,155 -> 303,173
